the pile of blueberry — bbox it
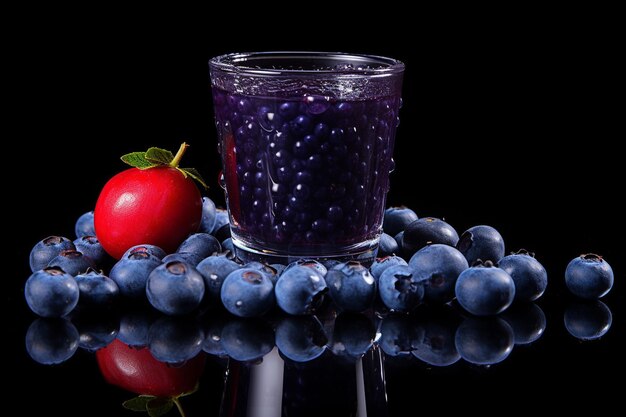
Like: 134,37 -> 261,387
25,200 -> 614,321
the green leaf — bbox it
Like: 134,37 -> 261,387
145,147 -> 175,166
147,398 -> 174,417
121,152 -> 154,169
123,395 -> 155,411
179,167 -> 208,189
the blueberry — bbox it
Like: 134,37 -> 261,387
213,223 -> 232,243
243,261 -> 280,283
162,252 -> 203,266
412,306 -> 462,367
196,255 -> 241,303
378,265 -> 425,312
565,254 -> 613,299
377,233 -> 399,257
177,233 -> 222,259
325,262 -> 376,312
370,256 -> 408,281
71,312 -> 118,352
29,236 -> 76,272
275,316 -> 328,363
275,266 -> 328,315
378,315 -> 421,356
25,318 -> 79,364
199,196 -> 218,233
279,102 -> 298,119
456,225 -> 505,264
122,244 -> 167,260
220,317 -> 275,362
402,217 -> 459,257
73,236 -> 108,266
564,300 -> 612,340
211,208 -> 230,234
220,268 -> 275,317
330,312 -> 375,359
498,250 -> 548,302
283,259 -> 328,277
393,231 -> 406,257
221,237 -> 235,253
146,261 -> 205,316
117,308 -> 158,347
74,269 -> 119,307
109,251 -> 161,298
148,316 -> 204,363
454,317 -> 514,365
501,303 -> 547,345
46,249 -> 95,276
383,206 -> 418,237
455,262 -> 515,316
25,267 -> 79,318
409,244 -> 469,304
75,211 -> 95,238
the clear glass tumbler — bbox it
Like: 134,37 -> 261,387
209,52 -> 404,264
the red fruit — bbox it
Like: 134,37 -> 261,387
96,339 -> 206,397
94,143 -> 206,259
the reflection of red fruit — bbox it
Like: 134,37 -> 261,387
223,132 -> 240,222
96,339 -> 206,397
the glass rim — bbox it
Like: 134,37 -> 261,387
209,51 -> 405,77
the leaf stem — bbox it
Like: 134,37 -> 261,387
170,143 -> 189,168
173,398 -> 186,417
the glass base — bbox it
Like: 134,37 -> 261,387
231,233 -> 380,267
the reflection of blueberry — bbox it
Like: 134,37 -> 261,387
456,225 -> 505,264
30,236 -> 75,272
370,256 -> 408,281
564,300 -> 612,340
200,313 -> 229,356
409,244 -> 468,304
402,217 -> 459,256
75,211 -> 96,238
25,318 -> 79,365
118,308 -> 158,347
148,316 -> 204,363
275,266 -> 328,315
501,302 -> 547,345
378,265 -> 424,312
221,318 -> 275,362
455,263 -> 515,316
74,270 -> 119,307
412,306 -> 461,366
71,312 -> 119,352
565,254 -> 614,299
325,262 -> 376,312
177,233 -> 222,259
330,313 -> 375,359
276,316 -> 328,362
383,206 -> 418,237
379,314 -> 421,356
25,267 -> 79,318
220,268 -> 275,317
196,255 -> 241,303
146,261 -> 205,316
455,317 -> 514,365
498,251 -> 548,302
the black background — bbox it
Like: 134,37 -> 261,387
7,12 -> 624,416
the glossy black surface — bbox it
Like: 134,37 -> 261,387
8,18 -> 623,416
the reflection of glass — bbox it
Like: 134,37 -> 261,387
209,52 -> 404,264
455,317 -> 514,366
564,300 -> 612,341
501,302 -> 547,345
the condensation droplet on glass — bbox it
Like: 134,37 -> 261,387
395,116 -> 401,127
399,97 -> 403,108
218,171 -> 226,190
389,158 -> 396,173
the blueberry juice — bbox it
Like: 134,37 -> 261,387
210,52 -> 404,263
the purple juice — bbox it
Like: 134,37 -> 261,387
209,52 -> 404,262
